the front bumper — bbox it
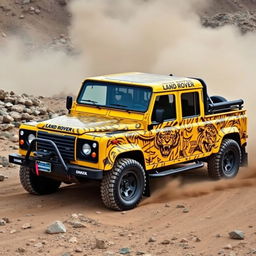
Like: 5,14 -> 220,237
9,153 -> 103,181
9,138 -> 103,182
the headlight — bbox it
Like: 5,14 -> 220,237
77,139 -> 98,163
28,134 -> 36,144
82,143 -> 91,155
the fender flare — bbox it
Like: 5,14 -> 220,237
103,144 -> 145,171
213,127 -> 241,153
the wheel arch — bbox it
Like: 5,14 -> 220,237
222,132 -> 248,166
212,128 -> 241,155
222,132 -> 241,146
115,150 -> 150,197
116,150 -> 146,170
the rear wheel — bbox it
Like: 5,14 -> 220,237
101,158 -> 146,211
20,166 -> 61,195
208,139 -> 241,179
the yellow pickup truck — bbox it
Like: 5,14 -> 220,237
9,72 -> 248,210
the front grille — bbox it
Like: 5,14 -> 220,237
37,131 -> 75,161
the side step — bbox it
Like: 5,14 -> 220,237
149,162 -> 204,178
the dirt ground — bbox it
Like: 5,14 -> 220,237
1,139 -> 256,256
1,0 -> 256,256
0,0 -> 69,45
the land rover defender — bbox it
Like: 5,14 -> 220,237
9,73 -> 248,210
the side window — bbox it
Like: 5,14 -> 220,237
152,94 -> 176,122
181,92 -> 200,118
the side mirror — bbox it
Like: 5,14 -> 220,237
155,109 -> 165,123
66,96 -> 73,112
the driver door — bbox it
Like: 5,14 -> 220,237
148,93 -> 180,169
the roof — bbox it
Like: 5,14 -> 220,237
87,72 -> 203,92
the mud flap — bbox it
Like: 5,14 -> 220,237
241,152 -> 248,167
143,173 -> 151,197
241,144 -> 248,167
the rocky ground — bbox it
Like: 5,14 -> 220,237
0,89 -> 66,164
201,12 -> 256,33
0,0 -> 70,46
1,0 -> 256,256
200,0 -> 256,33
1,163 -> 256,256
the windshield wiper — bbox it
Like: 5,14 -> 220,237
81,99 -> 98,104
110,103 -> 128,108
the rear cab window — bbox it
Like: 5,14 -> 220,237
181,92 -> 200,118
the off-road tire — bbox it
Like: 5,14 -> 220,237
101,158 -> 146,211
208,139 -> 241,179
20,166 -> 61,195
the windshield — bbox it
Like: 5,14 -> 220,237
77,80 -> 152,112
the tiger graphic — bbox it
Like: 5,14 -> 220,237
196,124 -> 219,153
155,129 -> 180,157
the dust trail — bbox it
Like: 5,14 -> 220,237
1,0 -> 256,108
0,40 -> 86,96
69,0 -> 256,203
70,0 -> 255,149
69,0 -> 209,76
141,167 -> 256,206
69,0 -> 256,99
0,0 -> 250,97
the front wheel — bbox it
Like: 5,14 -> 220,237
101,158 -> 146,211
208,139 -> 241,179
20,166 -> 61,195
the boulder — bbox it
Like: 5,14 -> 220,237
38,107 -> 47,115
17,97 -> 26,105
23,108 -> 32,114
9,112 -> 22,121
0,131 -> 12,139
11,105 -> 24,113
0,219 -> 6,225
24,99 -> 33,107
46,221 -> 66,234
0,90 -> 8,100
0,109 -> 8,116
70,221 -> 86,228
3,115 -> 14,123
22,223 -> 31,229
10,135 -> 19,142
95,238 -> 107,249
229,230 -> 244,240
4,96 -> 16,104
21,113 -> 33,121
5,102 -> 13,110
31,98 -> 40,106
32,110 -> 40,116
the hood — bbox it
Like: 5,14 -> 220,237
36,114 -> 143,135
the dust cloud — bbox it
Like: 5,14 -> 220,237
69,0 -> 256,99
0,39 -> 86,96
71,0 -> 256,203
1,0 -> 255,99
141,167 -> 256,206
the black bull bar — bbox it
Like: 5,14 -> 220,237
9,138 -> 103,180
